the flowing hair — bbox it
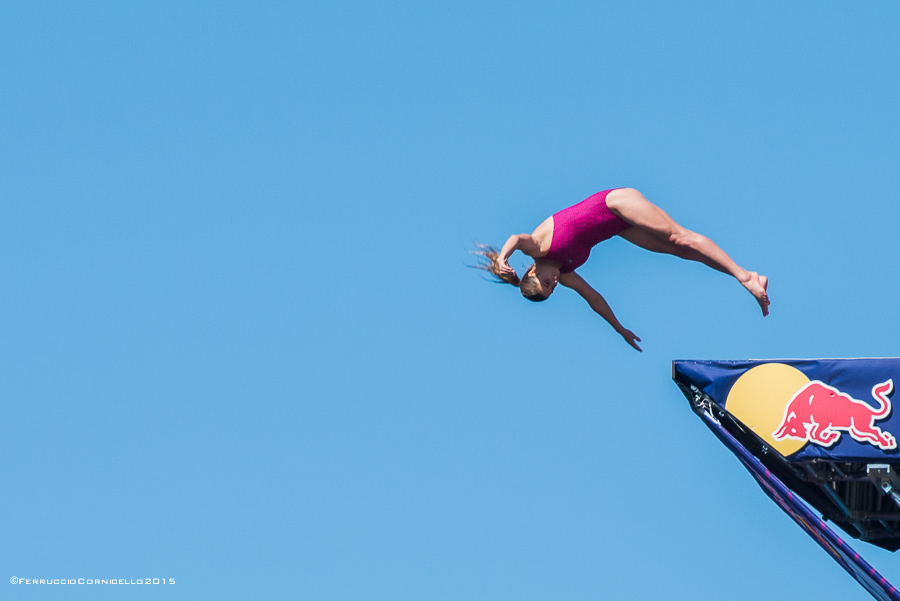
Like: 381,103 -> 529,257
471,244 -> 546,302
471,244 -> 520,285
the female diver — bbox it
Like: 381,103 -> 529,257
475,188 -> 769,351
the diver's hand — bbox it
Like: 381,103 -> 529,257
617,328 -> 642,352
496,260 -> 516,278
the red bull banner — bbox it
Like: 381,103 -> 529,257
673,359 -> 900,462
673,359 -> 900,601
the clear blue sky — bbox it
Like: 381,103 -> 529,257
3,2 -> 900,599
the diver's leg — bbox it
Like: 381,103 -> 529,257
608,188 -> 769,316
618,223 -> 732,274
618,226 -> 705,260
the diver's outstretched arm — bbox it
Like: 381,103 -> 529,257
559,272 -> 642,351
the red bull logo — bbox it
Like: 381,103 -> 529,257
723,363 -> 899,457
772,380 -> 896,450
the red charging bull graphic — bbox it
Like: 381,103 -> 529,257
773,379 -> 896,450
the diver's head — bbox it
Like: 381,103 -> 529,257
520,262 -> 559,302
472,245 -> 559,302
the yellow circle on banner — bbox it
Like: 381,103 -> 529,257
726,363 -> 810,457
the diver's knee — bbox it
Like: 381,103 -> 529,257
670,229 -> 701,250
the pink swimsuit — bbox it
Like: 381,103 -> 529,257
541,189 -> 631,273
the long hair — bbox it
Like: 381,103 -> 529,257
471,244 -> 547,302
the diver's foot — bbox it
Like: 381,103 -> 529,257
742,272 -> 769,316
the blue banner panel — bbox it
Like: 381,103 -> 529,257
673,359 -> 900,462
697,410 -> 900,601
